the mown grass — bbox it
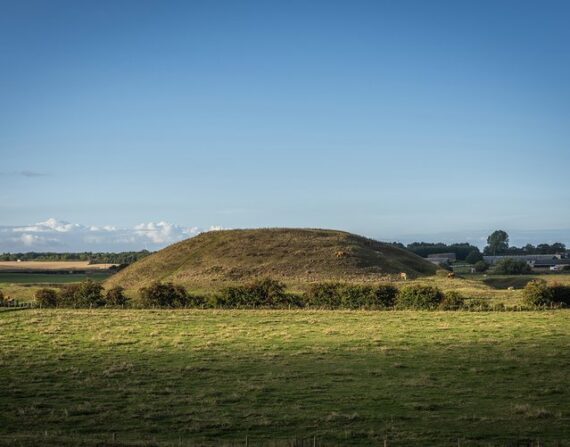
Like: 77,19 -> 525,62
1,309 -> 569,446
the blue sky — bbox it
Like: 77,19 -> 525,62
1,0 -> 569,251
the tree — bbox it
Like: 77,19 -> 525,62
523,280 -> 553,307
139,282 -> 190,308
474,260 -> 489,272
35,288 -> 58,308
493,258 -> 531,275
485,230 -> 509,255
105,286 -> 129,306
465,249 -> 483,264
58,280 -> 105,307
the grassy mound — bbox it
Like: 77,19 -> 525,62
106,228 -> 436,289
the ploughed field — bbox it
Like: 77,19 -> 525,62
1,310 -> 570,446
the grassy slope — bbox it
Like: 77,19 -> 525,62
106,228 -> 437,291
1,309 -> 569,446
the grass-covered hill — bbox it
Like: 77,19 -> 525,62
106,228 -> 437,290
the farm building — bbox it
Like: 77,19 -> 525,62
427,253 -> 456,265
483,254 -> 570,270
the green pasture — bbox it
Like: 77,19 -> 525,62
1,309 -> 569,446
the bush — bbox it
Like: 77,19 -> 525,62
396,285 -> 444,310
304,283 -> 398,309
439,291 -> 465,310
523,280 -> 553,307
139,282 -> 202,308
217,278 -> 294,308
493,258 -> 531,275
105,286 -> 129,307
35,288 -> 58,308
304,283 -> 343,308
58,280 -> 105,308
373,284 -> 399,308
549,283 -> 570,306
0,289 -> 4,305
474,261 -> 489,272
342,284 -> 398,309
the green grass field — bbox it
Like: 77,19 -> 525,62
1,309 -> 569,446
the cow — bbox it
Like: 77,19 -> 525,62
399,272 -> 408,281
447,272 -> 456,279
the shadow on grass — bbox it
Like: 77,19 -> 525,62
483,276 -> 534,290
1,342 -> 568,446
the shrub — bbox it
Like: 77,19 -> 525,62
474,261 -> 489,272
341,284 -> 398,309
105,286 -> 129,307
35,288 -> 58,308
304,283 -> 343,308
374,284 -> 399,308
139,282 -> 201,308
549,283 -> 570,306
0,289 -> 4,305
217,278 -> 293,308
522,280 -> 553,307
493,258 -> 531,275
396,285 -> 444,310
58,280 -> 105,308
303,283 -> 398,309
57,284 -> 80,307
439,291 -> 465,310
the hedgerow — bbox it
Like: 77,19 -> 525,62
396,285 -> 444,310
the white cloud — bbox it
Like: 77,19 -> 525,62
20,234 -> 42,247
12,218 -> 83,233
134,221 -> 200,244
0,218 -> 228,252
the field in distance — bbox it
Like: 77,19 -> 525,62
0,261 -> 116,271
1,309 -> 569,446
0,262 -> 116,302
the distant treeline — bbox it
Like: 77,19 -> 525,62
0,250 -> 152,264
483,243 -> 567,256
395,241 -> 567,260
397,242 -> 478,260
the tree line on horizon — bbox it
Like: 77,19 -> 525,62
1,230 -> 566,266
396,230 -> 567,262
0,250 -> 152,264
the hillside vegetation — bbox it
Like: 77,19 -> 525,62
106,228 -> 437,290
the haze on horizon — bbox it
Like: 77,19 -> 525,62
1,0 -> 569,252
